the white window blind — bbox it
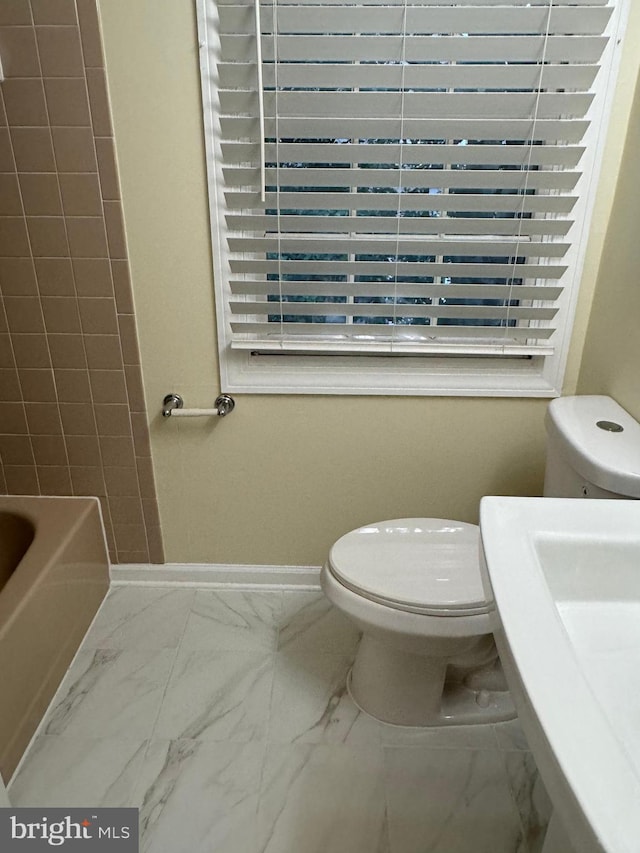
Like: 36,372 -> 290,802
198,0 -> 625,392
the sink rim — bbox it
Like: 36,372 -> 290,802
480,496 -> 640,853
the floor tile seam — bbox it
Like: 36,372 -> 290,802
121,645 -> 192,810
496,744 -> 534,853
81,586 -> 197,652
136,643 -> 185,784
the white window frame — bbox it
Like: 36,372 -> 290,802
196,0 -> 629,397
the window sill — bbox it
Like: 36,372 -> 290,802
221,349 -> 562,397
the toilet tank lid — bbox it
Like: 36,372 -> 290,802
546,396 -> 640,498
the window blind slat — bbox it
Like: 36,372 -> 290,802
223,166 -> 580,192
219,62 -> 599,92
230,321 -> 555,341
228,237 -> 571,259
221,34 -> 607,64
222,116 -> 590,144
225,191 -> 578,216
226,216 -> 573,238
229,259 -> 567,280
230,280 -> 564,302
223,142 -> 586,170
221,4 -> 611,35
220,91 -> 593,121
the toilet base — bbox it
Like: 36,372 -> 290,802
348,634 -> 516,727
348,670 -> 516,728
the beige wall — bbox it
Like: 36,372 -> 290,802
578,75 -> 640,422
98,0 -> 640,566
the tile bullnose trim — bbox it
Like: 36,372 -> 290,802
109,562 -> 322,590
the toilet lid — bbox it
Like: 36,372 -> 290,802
328,518 -> 490,617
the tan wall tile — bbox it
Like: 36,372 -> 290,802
70,465 -> 105,496
0,128 -> 15,170
51,127 -> 96,172
65,435 -> 100,466
36,26 -> 85,77
117,315 -> 140,365
24,402 -> 62,435
19,368 -> 57,402
131,413 -> 152,458
79,297 -> 118,334
19,173 -> 63,216
0,26 -> 40,76
0,402 -> 28,434
0,435 -> 35,466
89,369 -> 127,403
59,173 -> 102,215
41,296 -> 81,334
59,402 -> 96,435
0,258 -> 38,295
0,367 -> 21,399
0,217 -> 30,257
66,216 -> 108,257
3,79 -> 48,126
147,526 -> 165,564
12,333 -> 51,368
34,257 -> 75,295
99,435 -> 135,467
45,78 -> 92,126
54,368 -> 91,402
0,173 -> 22,214
47,333 -> 87,368
95,138 -> 119,200
27,216 -> 69,257
4,296 -> 45,334
11,128 -> 56,172
124,364 -> 145,412
141,498 -> 161,531
103,465 -> 139,496
0,335 -> 16,368
94,403 -> 130,436
84,334 -> 121,369
85,67 -> 112,136
113,523 -> 148,553
73,258 -> 113,296
37,464 -> 72,495
0,0 -> 158,562
0,1 -> 31,26
30,0 -> 77,25
31,434 -> 67,465
110,260 -> 133,313
4,465 -> 39,494
108,495 -> 144,525
102,200 -> 126,259
77,0 -> 103,68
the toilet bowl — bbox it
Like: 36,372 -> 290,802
322,396 -> 640,728
321,517 -> 515,727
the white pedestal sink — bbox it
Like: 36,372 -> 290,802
480,497 -> 640,853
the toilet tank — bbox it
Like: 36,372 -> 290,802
544,396 -> 640,499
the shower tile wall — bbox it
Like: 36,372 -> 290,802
0,0 -> 164,564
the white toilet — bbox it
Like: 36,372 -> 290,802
321,395 -> 640,727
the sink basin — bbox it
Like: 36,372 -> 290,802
480,497 -> 640,853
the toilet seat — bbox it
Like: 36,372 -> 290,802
328,518 -> 490,618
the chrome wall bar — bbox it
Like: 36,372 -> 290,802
162,393 -> 235,418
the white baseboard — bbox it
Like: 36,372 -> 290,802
110,562 -> 322,590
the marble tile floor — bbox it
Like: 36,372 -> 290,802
8,587 -> 552,853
